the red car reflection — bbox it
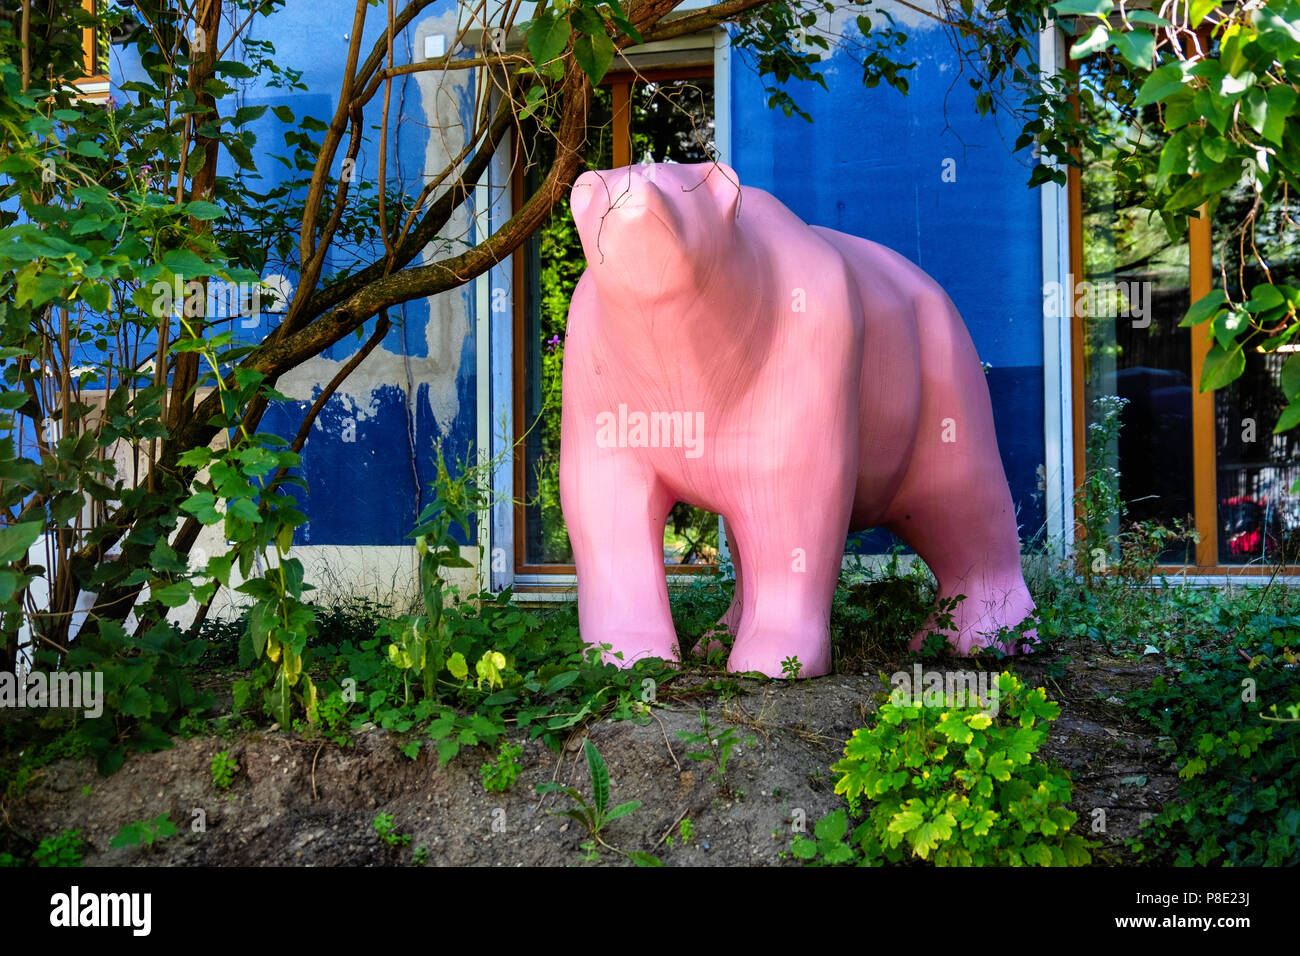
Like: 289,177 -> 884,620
1221,496 -> 1283,559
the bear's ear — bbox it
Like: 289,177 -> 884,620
700,162 -> 741,223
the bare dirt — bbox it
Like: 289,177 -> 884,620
4,647 -> 1176,867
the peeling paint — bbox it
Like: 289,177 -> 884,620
276,9 -> 476,440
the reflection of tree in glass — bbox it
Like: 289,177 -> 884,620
1078,76 -> 1194,556
631,80 -> 715,164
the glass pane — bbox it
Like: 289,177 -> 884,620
1211,179 -> 1300,564
520,76 -> 719,567
1079,98 -> 1196,563
630,77 -> 715,164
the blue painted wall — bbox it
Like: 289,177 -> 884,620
111,0 -> 479,547
729,21 -> 1046,549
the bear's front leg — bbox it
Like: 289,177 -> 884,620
561,448 -> 680,668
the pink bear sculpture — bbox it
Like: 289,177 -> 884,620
559,162 -> 1035,678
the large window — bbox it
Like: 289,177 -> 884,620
1072,78 -> 1300,570
513,67 -> 720,574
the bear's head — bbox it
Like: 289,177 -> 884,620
570,161 -> 742,303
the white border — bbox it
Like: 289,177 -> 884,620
1039,23 -> 1075,561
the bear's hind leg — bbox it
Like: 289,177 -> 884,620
884,491 -> 1036,656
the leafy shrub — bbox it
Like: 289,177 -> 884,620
295,445 -> 669,768
33,829 -> 86,867
795,672 -> 1093,866
372,813 -> 411,847
1127,612 -> 1300,866
480,740 -> 523,793
831,548 -> 934,668
110,813 -> 177,849
65,620 -> 215,774
210,749 -> 238,790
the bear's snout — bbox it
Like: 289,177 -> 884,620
570,170 -> 603,223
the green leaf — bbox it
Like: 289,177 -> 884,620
1282,354 -> 1300,401
1246,283 -> 1285,313
1069,24 -> 1110,59
215,60 -> 257,79
627,851 -> 662,867
572,31 -> 615,84
447,651 -> 468,680
268,668 -> 292,728
542,669 -> 580,695
1134,63 -> 1187,107
160,248 -> 211,277
791,838 -> 819,859
986,752 -> 1014,781
1219,71 -> 1256,97
248,603 -> 271,658
184,200 -> 224,221
1125,10 -> 1170,27
1261,86 -> 1297,147
1049,0 -> 1113,16
569,6 -> 605,36
68,139 -> 106,159
584,739 -> 610,817
604,800 -> 641,822
110,823 -> 144,849
1199,343 -> 1245,392
911,814 -> 955,857
1024,843 -> 1054,866
117,686 -> 153,719
814,808 -> 848,842
1213,307 -> 1248,350
526,15 -> 571,66
151,581 -> 192,607
78,281 -> 110,312
1189,0 -> 1219,28
1181,289 -> 1227,327
234,104 -> 268,126
0,520 -> 44,564
1273,401 -> 1300,434
181,491 -> 222,524
887,809 -> 924,835
436,737 -> 459,766
1112,29 -> 1155,70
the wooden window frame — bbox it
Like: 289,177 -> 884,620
72,0 -> 109,98
510,64 -> 716,576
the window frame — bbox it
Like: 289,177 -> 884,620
73,0 -> 110,99
1064,40 -> 1293,575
